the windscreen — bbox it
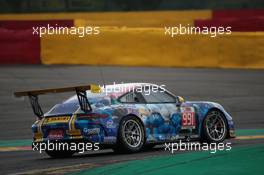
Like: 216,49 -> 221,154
44,90 -> 116,116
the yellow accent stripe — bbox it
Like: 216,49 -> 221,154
68,114 -> 83,138
91,84 -> 102,93
37,119 -> 42,133
35,119 -> 44,141
70,114 -> 77,130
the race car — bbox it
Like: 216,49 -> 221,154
14,83 -> 235,158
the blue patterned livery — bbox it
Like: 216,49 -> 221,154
14,83 -> 235,157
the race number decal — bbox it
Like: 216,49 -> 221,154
181,107 -> 196,129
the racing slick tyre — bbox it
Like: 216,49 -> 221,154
201,110 -> 228,143
45,150 -> 75,158
113,116 -> 145,153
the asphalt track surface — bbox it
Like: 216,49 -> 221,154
0,65 -> 264,174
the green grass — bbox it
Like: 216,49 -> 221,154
0,139 -> 31,147
236,129 -> 264,136
73,144 -> 264,175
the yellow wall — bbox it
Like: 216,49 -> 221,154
2,10 -> 262,69
41,28 -> 264,69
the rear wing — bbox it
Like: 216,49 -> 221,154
14,84 -> 101,118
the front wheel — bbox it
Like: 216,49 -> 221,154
114,116 -> 145,153
201,110 -> 228,143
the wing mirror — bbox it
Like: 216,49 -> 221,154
176,96 -> 185,106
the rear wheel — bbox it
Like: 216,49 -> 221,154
113,116 -> 145,153
201,110 -> 227,143
45,150 -> 75,158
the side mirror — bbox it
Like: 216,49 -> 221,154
176,96 -> 185,106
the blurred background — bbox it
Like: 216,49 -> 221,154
0,0 -> 263,67
0,0 -> 263,12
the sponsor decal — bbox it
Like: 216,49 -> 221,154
106,120 -> 116,128
83,128 -> 100,135
103,136 -> 117,143
170,135 -> 180,140
43,116 -> 70,124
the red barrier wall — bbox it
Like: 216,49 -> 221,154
213,9 -> 264,19
0,29 -> 40,64
194,18 -> 264,32
0,20 -> 74,30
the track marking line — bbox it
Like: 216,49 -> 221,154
1,134 -> 264,152
11,163 -> 97,175
0,146 -> 31,152
235,135 -> 264,140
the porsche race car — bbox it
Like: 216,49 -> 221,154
14,83 -> 235,157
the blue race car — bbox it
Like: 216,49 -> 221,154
15,83 -> 235,157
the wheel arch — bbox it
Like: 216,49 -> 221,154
118,113 -> 147,141
202,107 -> 230,139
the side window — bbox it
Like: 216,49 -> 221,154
142,90 -> 176,103
119,92 -> 142,103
